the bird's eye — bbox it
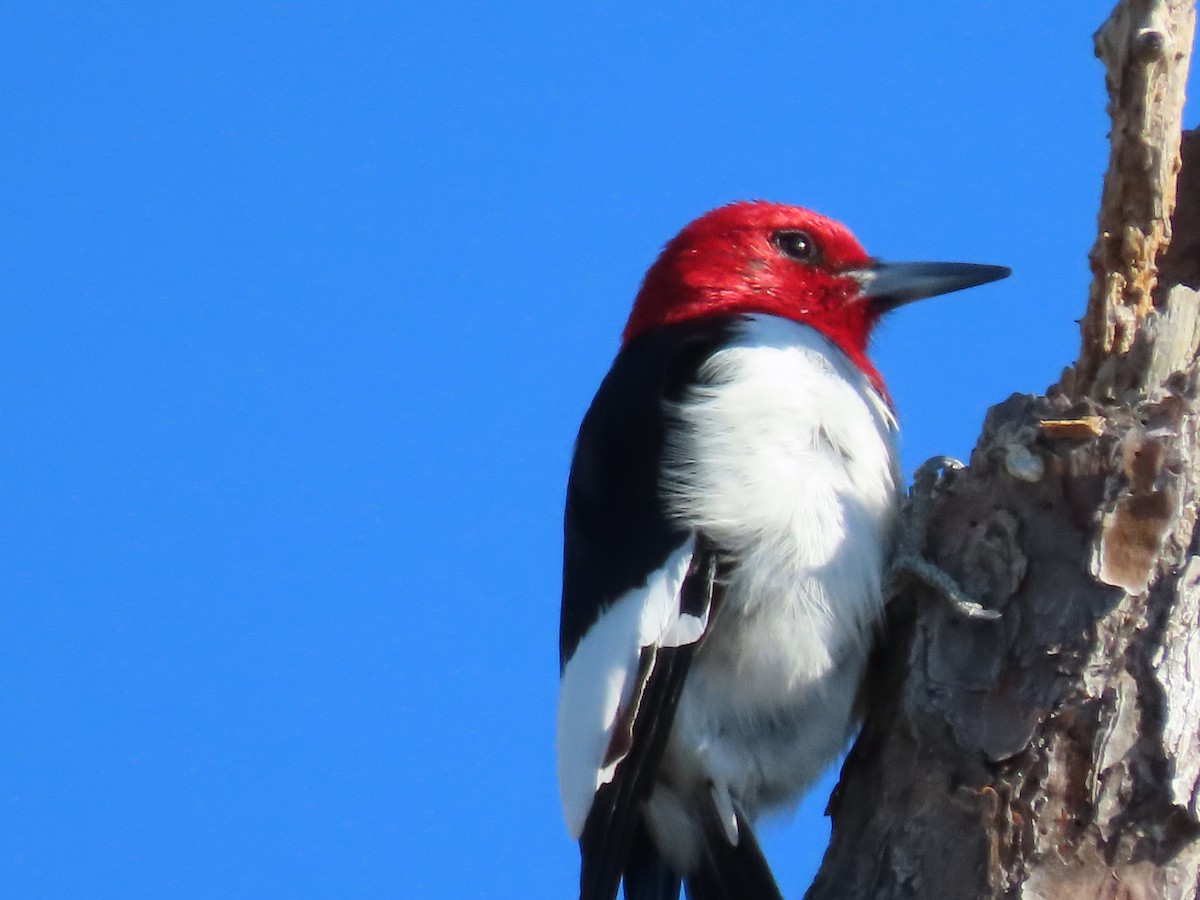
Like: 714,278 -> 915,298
771,230 -> 820,264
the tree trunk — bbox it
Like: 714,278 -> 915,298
807,3 -> 1200,897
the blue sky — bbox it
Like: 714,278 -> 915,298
2,3 -> 1194,898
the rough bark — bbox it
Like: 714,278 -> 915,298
807,3 -> 1200,898
1071,0 -> 1196,399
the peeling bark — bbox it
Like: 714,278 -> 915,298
1069,0 -> 1196,399
811,386 -> 1200,899
808,2 -> 1200,897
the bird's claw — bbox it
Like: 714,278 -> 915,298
910,455 -> 964,496
891,455 -> 1001,622
889,552 -> 1002,621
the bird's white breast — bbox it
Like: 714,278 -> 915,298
656,314 -> 900,825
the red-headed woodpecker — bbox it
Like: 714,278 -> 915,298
557,201 -> 1009,900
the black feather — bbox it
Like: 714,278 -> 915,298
560,318 -> 735,668
622,821 -> 681,900
684,799 -> 783,900
562,318 -> 737,900
577,546 -> 718,900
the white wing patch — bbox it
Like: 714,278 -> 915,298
556,536 -> 700,840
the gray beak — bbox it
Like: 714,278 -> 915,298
854,261 -> 1011,313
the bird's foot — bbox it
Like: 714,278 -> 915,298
888,552 -> 1001,621
889,456 -> 1001,622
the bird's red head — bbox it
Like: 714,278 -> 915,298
623,201 -> 1010,393
624,202 -> 877,362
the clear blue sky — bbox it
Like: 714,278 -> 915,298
2,3 -> 1195,897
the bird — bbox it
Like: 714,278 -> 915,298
556,200 -> 1009,900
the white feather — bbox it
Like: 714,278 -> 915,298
648,314 -> 900,869
556,536 -> 697,839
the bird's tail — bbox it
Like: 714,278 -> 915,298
621,820 -> 683,900
683,798 -> 783,900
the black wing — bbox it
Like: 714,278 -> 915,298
561,319 -> 734,900
561,319 -> 732,665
